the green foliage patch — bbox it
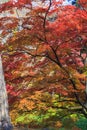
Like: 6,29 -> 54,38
76,118 -> 87,130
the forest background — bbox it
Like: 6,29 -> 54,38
0,0 -> 87,130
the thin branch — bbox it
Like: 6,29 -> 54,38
43,0 -> 52,41
50,46 -> 62,67
43,0 -> 52,29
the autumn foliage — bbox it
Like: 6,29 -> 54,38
0,0 -> 87,128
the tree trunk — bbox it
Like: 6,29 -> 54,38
0,55 -> 10,121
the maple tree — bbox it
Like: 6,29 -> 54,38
0,0 -> 87,128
